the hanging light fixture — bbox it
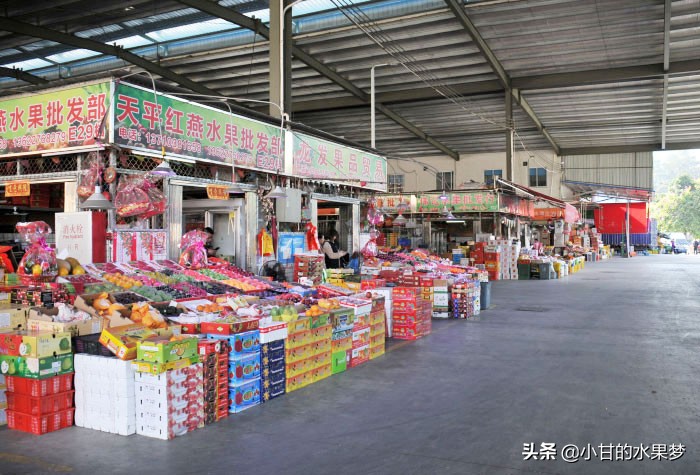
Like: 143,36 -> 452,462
266,174 -> 288,199
439,191 -> 449,202
393,214 -> 407,226
81,185 -> 115,210
445,210 -> 456,220
266,185 -> 287,199
150,160 -> 176,177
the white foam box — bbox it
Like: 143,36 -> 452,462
432,312 -> 449,319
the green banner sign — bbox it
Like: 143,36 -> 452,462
112,82 -> 283,172
416,191 -> 498,213
292,132 -> 387,191
0,81 -> 111,157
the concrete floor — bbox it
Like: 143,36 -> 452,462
1,254 -> 699,475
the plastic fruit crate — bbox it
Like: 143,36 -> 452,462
5,373 -> 74,397
6,390 -> 74,416
6,408 -> 75,435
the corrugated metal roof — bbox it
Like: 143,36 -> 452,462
0,0 -> 696,160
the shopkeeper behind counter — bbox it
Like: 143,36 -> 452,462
323,230 -> 348,269
204,227 -> 219,257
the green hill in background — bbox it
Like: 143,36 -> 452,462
654,149 -> 700,193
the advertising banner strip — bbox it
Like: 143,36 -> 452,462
0,81 -> 111,157
292,131 -> 387,192
112,82 -> 284,172
415,192 -> 499,213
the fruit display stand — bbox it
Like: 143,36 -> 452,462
0,243 -> 507,439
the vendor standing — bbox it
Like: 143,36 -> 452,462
204,227 -> 218,257
323,230 -> 348,269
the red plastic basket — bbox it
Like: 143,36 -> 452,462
5,373 -> 74,397
6,390 -> 74,416
6,408 -> 75,435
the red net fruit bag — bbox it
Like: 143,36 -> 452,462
77,152 -> 104,198
178,230 -> 209,269
16,221 -> 57,281
141,178 -> 167,219
115,176 -> 150,218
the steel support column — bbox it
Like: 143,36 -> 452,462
661,0 -> 671,149
505,90 -> 514,181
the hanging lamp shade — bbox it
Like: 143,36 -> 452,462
439,192 -> 449,202
81,186 -> 115,210
393,214 -> 407,226
445,210 -> 457,220
266,185 -> 287,199
151,160 -> 176,177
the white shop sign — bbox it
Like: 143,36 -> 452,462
55,212 -> 93,264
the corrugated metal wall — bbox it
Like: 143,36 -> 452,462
563,152 -> 653,190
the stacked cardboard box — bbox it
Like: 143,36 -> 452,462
259,320 -> 287,403
285,317 -> 333,392
74,354 -> 135,435
499,242 -> 520,280
340,298 -> 372,368
197,339 -> 229,423
1,330 -> 75,434
451,282 -> 480,319
294,254 -> 325,285
208,330 -> 261,413
432,279 -> 450,319
368,296 -> 386,360
484,249 -> 501,282
330,308 -> 354,375
392,287 -> 432,340
134,364 -> 205,440
369,287 -> 393,337
470,242 -> 486,264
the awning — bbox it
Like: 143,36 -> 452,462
496,178 -> 580,223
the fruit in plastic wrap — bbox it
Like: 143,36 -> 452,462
178,230 -> 209,269
114,176 -> 151,217
16,221 -> 58,279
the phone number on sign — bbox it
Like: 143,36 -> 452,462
0,124 -> 102,150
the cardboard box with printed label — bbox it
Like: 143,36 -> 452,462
0,307 -> 27,331
0,330 -> 72,358
0,353 -> 73,379
28,307 -> 104,337
99,325 -> 175,361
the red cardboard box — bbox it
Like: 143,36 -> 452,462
484,252 -> 501,262
200,318 -> 259,335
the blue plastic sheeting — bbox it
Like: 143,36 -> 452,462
601,233 -> 652,246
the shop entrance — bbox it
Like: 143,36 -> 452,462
181,186 -> 246,269
316,201 -> 354,255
